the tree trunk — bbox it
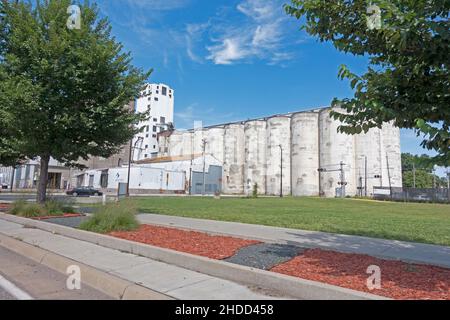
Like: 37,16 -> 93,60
37,155 -> 50,204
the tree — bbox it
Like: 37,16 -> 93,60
401,153 -> 435,172
285,0 -> 449,165
0,0 -> 150,203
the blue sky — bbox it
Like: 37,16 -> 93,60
95,0 -> 444,174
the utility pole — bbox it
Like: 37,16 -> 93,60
339,161 -> 346,198
413,163 -> 416,188
279,145 -> 283,198
10,166 -> 16,193
364,156 -> 368,197
202,139 -> 207,196
127,137 -> 143,197
386,154 -> 393,199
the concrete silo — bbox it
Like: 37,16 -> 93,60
223,123 -> 245,194
354,127 -> 383,196
291,112 -> 320,196
266,116 -> 291,196
319,109 -> 357,197
205,127 -> 225,164
167,132 -> 185,157
381,121 -> 403,188
244,120 -> 267,195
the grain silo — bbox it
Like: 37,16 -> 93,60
266,116 -> 291,196
291,111 -> 320,196
223,123 -> 245,194
319,109 -> 356,197
244,120 -> 267,195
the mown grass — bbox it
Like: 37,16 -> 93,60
133,197 -> 450,246
79,200 -> 139,234
8,199 -> 75,218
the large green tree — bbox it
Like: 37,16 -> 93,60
286,0 -> 449,165
0,0 -> 150,202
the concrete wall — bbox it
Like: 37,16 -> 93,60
160,107 -> 402,198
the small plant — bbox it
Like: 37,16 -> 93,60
7,198 -> 74,218
19,204 -> 46,218
79,200 -> 139,234
8,200 -> 28,216
252,183 -> 259,198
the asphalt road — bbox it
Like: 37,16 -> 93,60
0,194 -> 69,202
0,246 -> 113,300
0,287 -> 15,300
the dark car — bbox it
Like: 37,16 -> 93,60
66,187 -> 103,197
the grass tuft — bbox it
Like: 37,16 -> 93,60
7,198 -> 76,218
79,200 -> 139,234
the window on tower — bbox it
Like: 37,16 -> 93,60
162,87 -> 167,96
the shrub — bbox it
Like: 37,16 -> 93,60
45,198 -> 76,215
8,198 -> 74,218
19,204 -> 46,218
79,200 -> 139,234
252,183 -> 259,198
8,200 -> 28,216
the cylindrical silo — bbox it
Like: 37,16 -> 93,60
167,131 -> 184,157
244,120 -> 267,195
319,109 -> 357,197
266,116 -> 291,196
223,123 -> 245,194
192,128 -> 205,155
291,112 -> 320,197
354,127 -> 383,196
205,127 -> 225,164
381,121 -> 403,188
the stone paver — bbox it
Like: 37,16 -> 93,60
225,243 -> 305,270
137,214 -> 450,268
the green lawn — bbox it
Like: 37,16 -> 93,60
132,197 -> 450,246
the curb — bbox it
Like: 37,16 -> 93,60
0,214 -> 389,300
0,233 -> 172,300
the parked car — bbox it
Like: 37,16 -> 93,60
66,187 -> 103,197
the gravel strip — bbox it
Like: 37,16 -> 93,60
225,243 -> 305,270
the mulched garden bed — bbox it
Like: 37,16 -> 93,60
110,224 -> 261,260
271,249 -> 450,300
0,203 -> 11,212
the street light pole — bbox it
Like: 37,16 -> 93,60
279,145 -> 283,198
202,139 -> 207,196
127,137 -> 143,197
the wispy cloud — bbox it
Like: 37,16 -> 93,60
201,0 -> 296,66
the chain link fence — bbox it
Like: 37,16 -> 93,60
374,187 -> 450,203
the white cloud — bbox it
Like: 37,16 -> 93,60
203,0 -> 296,66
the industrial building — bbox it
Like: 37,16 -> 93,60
132,83 -> 175,161
75,154 -> 223,195
158,107 -> 403,197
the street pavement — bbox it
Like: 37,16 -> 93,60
0,218 -> 285,300
137,214 -> 450,269
0,287 -> 15,300
0,246 -> 113,300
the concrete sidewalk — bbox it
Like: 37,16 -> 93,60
0,219 -> 285,300
137,214 -> 450,269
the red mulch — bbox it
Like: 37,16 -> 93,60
0,203 -> 10,210
271,249 -> 450,300
110,224 -> 260,260
31,213 -> 84,220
